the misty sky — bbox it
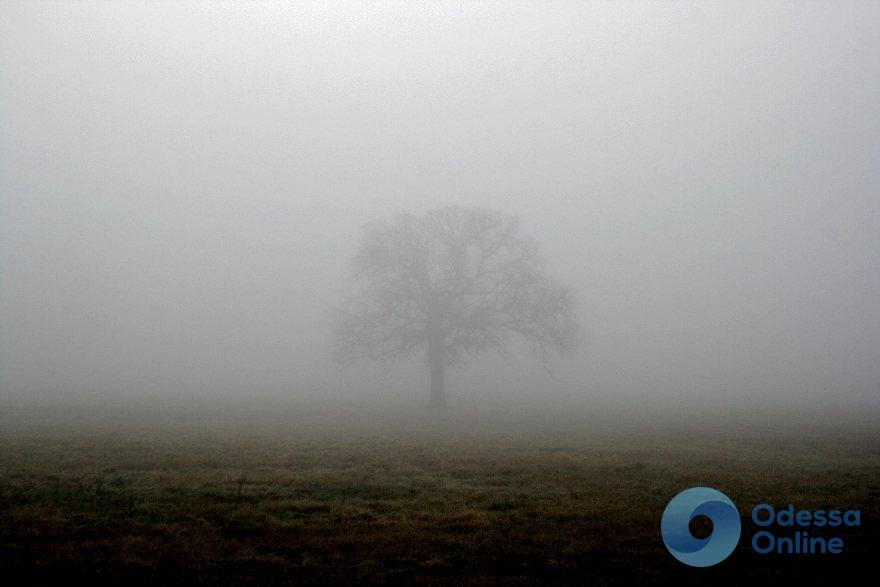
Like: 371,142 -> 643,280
1,2 -> 878,409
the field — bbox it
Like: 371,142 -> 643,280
1,402 -> 877,584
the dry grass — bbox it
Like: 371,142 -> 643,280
1,404 -> 877,584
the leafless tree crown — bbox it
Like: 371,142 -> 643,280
335,207 -> 580,368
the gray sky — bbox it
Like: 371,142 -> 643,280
1,1 -> 878,410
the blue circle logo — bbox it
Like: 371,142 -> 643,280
661,487 -> 741,567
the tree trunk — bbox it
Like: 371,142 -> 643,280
427,327 -> 446,408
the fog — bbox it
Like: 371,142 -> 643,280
2,1 -> 878,415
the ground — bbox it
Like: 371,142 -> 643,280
0,402 -> 877,584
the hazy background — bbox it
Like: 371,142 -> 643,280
1,1 -> 878,414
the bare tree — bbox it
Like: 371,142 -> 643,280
334,206 -> 580,407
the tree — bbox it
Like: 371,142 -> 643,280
334,206 -> 580,407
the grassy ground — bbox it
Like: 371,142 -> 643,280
0,403 -> 877,584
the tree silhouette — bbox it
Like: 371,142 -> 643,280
334,206 -> 579,407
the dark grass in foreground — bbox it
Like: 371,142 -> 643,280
0,404 -> 878,584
